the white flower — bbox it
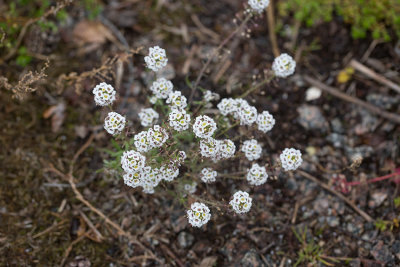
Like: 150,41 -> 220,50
142,183 -> 155,194
161,166 -> 179,182
142,166 -> 163,187
176,151 -> 187,166
187,202 -> 211,227
248,0 -> 270,13
199,138 -> 220,158
104,112 -> 126,136
232,99 -> 250,119
150,78 -> 173,99
238,104 -> 258,125
149,95 -> 158,104
247,163 -> 268,186
200,168 -> 217,183
144,46 -> 168,72
169,109 -> 191,131
217,98 -> 236,116
121,150 -> 146,173
123,171 -> 142,188
138,108 -> 159,127
230,191 -> 252,214
203,90 -> 220,102
166,91 -> 187,110
193,115 -> 217,138
272,53 -> 296,78
93,82 -> 116,106
241,139 -> 262,161
219,139 -> 236,159
134,130 -> 151,153
280,148 -> 302,171
147,125 -> 168,148
184,181 -> 197,195
257,111 -> 275,133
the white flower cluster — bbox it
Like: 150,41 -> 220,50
134,131 -> 150,153
241,139 -> 262,161
218,98 -> 274,129
203,90 -> 220,102
230,191 -> 252,214
257,111 -> 275,133
187,202 -> 211,227
184,181 -> 197,194
150,78 -> 173,99
93,82 -> 116,106
238,104 -> 258,126
199,138 -> 236,162
104,112 -> 126,136
166,91 -> 187,110
217,98 -> 236,116
121,149 -> 183,193
248,0 -> 270,13
168,109 -> 191,131
193,115 -> 217,138
199,138 -> 220,158
147,125 -> 169,147
247,163 -> 268,186
138,108 -> 159,127
133,125 -> 169,152
121,150 -> 146,173
200,168 -> 217,183
272,53 -> 296,78
144,46 -> 168,72
161,166 -> 180,182
280,148 -> 302,171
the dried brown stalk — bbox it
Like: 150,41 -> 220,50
304,75 -> 400,124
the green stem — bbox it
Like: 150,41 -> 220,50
238,74 -> 275,98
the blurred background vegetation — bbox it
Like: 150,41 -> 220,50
278,0 -> 400,41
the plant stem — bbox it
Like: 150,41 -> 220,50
346,170 -> 400,186
238,74 -> 275,98
189,13 -> 252,103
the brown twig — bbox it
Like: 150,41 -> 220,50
189,14 -> 252,103
297,170 -> 373,222
304,75 -> 400,124
266,0 -> 280,57
45,134 -> 161,264
349,59 -> 400,94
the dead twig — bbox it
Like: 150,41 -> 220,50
297,170 -> 373,222
266,0 -> 280,57
189,14 -> 252,103
304,75 -> 400,124
349,59 -> 400,94
45,134 -> 161,264
32,219 -> 68,239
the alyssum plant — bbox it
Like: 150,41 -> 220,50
93,0 -> 302,228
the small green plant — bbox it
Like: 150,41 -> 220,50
394,196 -> 400,208
292,226 -> 338,266
279,0 -> 400,41
375,218 -> 400,232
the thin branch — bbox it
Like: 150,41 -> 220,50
304,75 -> 400,124
349,59 -> 400,94
297,170 -> 373,222
266,0 -> 280,57
189,14 -> 252,103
